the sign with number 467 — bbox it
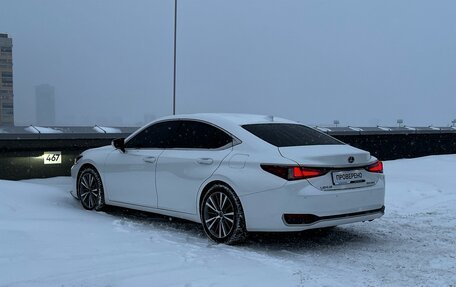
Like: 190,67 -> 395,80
44,152 -> 62,165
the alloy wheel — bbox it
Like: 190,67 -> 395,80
78,171 -> 101,210
203,191 -> 235,239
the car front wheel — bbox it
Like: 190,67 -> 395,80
77,167 -> 105,211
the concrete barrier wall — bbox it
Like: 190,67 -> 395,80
1,126 -> 455,180
0,137 -> 118,180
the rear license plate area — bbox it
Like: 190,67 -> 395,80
332,170 -> 365,185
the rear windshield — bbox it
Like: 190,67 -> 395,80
242,123 -> 342,147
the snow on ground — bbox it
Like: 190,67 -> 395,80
24,126 -> 63,134
1,155 -> 455,287
93,126 -> 122,134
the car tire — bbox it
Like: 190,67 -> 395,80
200,184 -> 247,245
77,167 -> 105,211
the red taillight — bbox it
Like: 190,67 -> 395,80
366,161 -> 383,173
292,166 -> 326,179
261,164 -> 327,180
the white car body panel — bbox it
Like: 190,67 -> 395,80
71,113 -> 385,232
103,148 -> 163,208
156,147 -> 233,214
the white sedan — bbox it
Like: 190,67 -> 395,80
71,114 -> 385,244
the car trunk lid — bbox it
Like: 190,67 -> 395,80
278,144 -> 372,167
278,144 -> 380,191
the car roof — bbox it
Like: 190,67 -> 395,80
157,113 -> 296,126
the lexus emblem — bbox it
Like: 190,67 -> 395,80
348,156 -> 355,163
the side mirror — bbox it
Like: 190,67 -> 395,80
112,138 -> 126,153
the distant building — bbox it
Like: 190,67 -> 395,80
35,84 -> 55,126
0,33 -> 14,126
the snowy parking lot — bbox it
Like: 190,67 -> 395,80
1,155 -> 455,287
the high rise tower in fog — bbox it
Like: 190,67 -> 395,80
35,84 -> 55,126
0,33 -> 14,126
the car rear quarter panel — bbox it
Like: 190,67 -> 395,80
196,144 -> 295,221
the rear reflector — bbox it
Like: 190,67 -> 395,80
261,164 -> 328,180
283,206 -> 385,225
365,161 -> 383,173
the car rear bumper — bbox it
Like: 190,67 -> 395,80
239,177 -> 385,232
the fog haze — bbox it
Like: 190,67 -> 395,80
1,0 -> 455,126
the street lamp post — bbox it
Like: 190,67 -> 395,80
172,0 -> 178,115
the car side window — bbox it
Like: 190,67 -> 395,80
126,121 -> 181,149
172,121 -> 233,149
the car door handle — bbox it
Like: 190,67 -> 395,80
197,158 -> 213,165
143,156 -> 156,163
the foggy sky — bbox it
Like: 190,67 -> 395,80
1,0 -> 455,127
